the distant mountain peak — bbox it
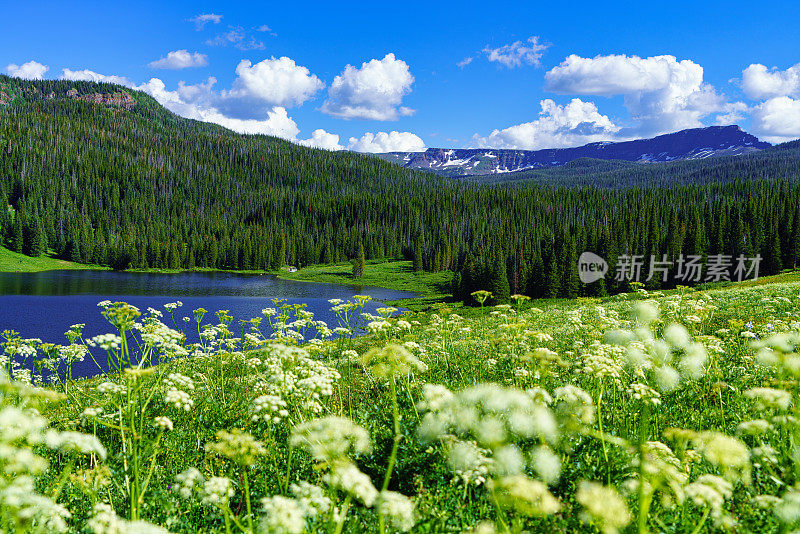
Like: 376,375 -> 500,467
376,126 -> 771,177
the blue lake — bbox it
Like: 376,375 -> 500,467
0,270 -> 415,378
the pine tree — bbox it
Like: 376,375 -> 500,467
12,213 -> 23,253
544,248 -> 560,299
486,250 -> 510,303
790,225 -> 800,270
561,237 -> 580,299
278,235 -> 286,269
168,242 -> 180,269
31,219 -> 47,257
412,237 -> 424,272
352,242 -> 365,279
764,229 -> 783,275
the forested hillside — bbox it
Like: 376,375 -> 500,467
1,76 -> 799,300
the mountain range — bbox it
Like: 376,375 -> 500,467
375,126 -> 771,177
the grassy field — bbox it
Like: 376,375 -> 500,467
2,277 -> 800,533
0,245 -> 103,272
279,259 -> 454,309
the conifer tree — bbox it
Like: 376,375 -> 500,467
764,229 -> 783,275
486,249 -> 510,303
544,248 -> 560,299
412,237 -> 424,273
352,242 -> 365,279
31,219 -> 47,257
12,212 -> 23,253
561,237 -> 580,299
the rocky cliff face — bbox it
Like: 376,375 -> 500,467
0,82 -> 136,109
67,88 -> 136,108
377,126 -> 771,177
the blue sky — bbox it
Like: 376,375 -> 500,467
3,0 -> 800,151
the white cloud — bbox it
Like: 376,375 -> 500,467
483,36 -> 549,68
149,50 -> 208,70
750,96 -> 800,144
206,26 -> 264,51
741,63 -> 800,101
471,98 -> 619,150
135,77 -> 300,139
545,54 -> 738,135
346,131 -> 425,152
224,57 -> 324,109
322,53 -> 415,120
457,56 -> 474,68
5,61 -> 48,80
60,68 -> 132,86
298,129 -> 344,150
190,13 -> 222,30
714,102 -> 750,126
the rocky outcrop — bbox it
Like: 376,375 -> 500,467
69,90 -> 136,108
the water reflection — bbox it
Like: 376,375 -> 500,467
0,270 -> 415,378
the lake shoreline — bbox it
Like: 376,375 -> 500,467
1,246 -> 450,308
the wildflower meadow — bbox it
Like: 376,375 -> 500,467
2,282 -> 800,533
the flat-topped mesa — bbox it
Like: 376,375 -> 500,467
66,88 -> 136,108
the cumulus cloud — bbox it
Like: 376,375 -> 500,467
749,96 -> 800,144
60,68 -> 132,86
714,102 -> 750,126
224,57 -> 324,109
5,61 -> 48,80
135,77 -> 301,138
471,98 -> 619,150
322,53 -> 415,120
346,131 -> 425,152
544,54 -> 739,135
297,129 -> 344,150
149,50 -> 208,70
190,13 -> 222,30
137,78 -> 424,152
741,63 -> 800,101
483,36 -> 549,68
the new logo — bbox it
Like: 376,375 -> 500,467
578,252 -> 608,284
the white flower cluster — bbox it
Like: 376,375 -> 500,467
290,416 -> 371,463
164,373 -> 194,391
605,302 -> 709,393
252,394 -> 289,423
576,480 -> 631,534
164,388 -> 194,412
322,462 -> 378,506
376,491 -> 415,532
97,381 -> 126,395
290,481 -> 332,518
137,320 -> 187,357
0,383 -> 120,534
174,467 -> 204,499
154,416 -> 173,431
87,503 -> 169,534
258,496 -> 306,534
86,334 -> 122,352
201,476 -> 235,507
418,381 -> 566,507
250,344 -> 340,419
